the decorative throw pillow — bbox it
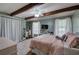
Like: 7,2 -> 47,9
70,37 -> 79,48
55,36 -> 63,41
56,34 -> 68,42
61,34 -> 68,42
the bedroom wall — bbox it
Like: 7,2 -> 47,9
72,10 -> 79,35
40,18 -> 54,34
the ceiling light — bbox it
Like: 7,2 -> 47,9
33,9 -> 43,17
34,14 -> 40,17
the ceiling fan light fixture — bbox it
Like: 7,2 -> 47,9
34,9 -> 43,17
34,13 -> 43,17
34,14 -> 40,17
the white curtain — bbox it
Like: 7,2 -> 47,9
65,17 -> 72,33
55,19 -> 66,37
0,17 -> 5,37
0,16 -> 26,42
0,17 -> 1,37
11,19 -> 22,42
54,17 -> 72,37
4,18 -> 13,41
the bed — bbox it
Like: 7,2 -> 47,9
50,33 -> 79,55
30,34 -> 57,54
0,37 -> 17,55
29,33 -> 79,55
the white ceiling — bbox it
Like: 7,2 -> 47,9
27,10 -> 76,21
0,3 -> 79,19
15,3 -> 79,18
0,3 -> 28,14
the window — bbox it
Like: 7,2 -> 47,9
55,17 -> 72,37
55,19 -> 66,37
32,22 -> 40,37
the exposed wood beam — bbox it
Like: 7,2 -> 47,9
25,5 -> 79,20
25,16 -> 34,19
44,5 -> 79,16
10,3 -> 44,16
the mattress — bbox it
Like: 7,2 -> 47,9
0,37 -> 17,55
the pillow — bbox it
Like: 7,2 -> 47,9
70,37 -> 79,48
55,36 -> 63,41
62,34 -> 68,42
66,34 -> 77,48
55,34 -> 68,42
